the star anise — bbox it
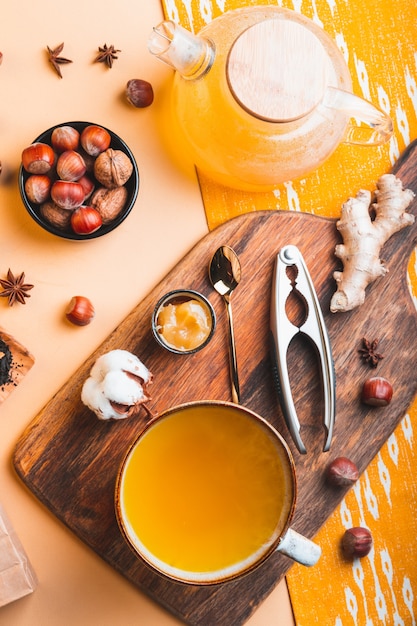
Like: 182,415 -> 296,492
47,42 -> 73,78
0,269 -> 34,306
94,43 -> 121,69
358,337 -> 384,368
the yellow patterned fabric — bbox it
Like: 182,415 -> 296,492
160,1 -> 417,623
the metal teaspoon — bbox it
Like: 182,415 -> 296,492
209,246 -> 242,404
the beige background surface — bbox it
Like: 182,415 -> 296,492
0,1 -> 294,624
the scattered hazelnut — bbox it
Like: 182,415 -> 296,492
94,148 -> 133,189
361,376 -> 393,406
65,295 -> 95,326
91,186 -> 128,224
326,457 -> 359,487
0,52 -> 3,65
126,79 -> 154,108
40,201 -> 72,230
341,527 -> 373,558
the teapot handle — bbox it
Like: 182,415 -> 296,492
322,86 -> 393,146
276,527 -> 321,566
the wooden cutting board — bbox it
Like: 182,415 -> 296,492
13,141 -> 417,625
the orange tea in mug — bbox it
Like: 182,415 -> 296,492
116,402 -> 299,584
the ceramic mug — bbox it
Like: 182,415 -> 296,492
115,401 -> 320,585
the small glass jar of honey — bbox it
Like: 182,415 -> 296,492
152,289 -> 216,354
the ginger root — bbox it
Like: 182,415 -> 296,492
330,174 -> 415,313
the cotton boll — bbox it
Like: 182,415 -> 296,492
90,349 -> 152,384
102,370 -> 146,405
81,376 -> 116,420
81,349 -> 153,420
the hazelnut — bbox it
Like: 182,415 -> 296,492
22,142 -> 55,174
361,376 -> 393,406
71,205 -> 102,235
79,149 -> 96,173
126,79 -> 154,108
51,180 -> 85,210
78,174 -> 95,200
40,201 -> 72,230
66,295 -> 95,326
91,186 -> 128,224
341,527 -> 373,558
80,125 -> 111,156
25,175 -> 52,204
94,148 -> 133,189
51,125 -> 80,153
56,150 -> 86,181
326,457 -> 359,487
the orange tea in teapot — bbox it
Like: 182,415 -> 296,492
148,7 -> 392,191
116,402 -> 295,583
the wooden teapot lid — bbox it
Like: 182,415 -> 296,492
227,19 -> 330,122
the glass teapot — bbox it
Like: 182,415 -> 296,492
148,6 -> 393,191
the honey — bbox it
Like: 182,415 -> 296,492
118,404 -> 294,582
156,298 -> 212,352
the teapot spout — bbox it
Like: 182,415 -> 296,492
148,21 -> 215,80
322,86 -> 393,145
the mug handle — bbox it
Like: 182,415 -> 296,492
276,527 -> 321,566
322,86 -> 393,146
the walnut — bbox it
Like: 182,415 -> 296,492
40,201 -> 72,230
91,186 -> 128,224
93,148 -> 133,189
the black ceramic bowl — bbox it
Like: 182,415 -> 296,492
19,121 -> 139,240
